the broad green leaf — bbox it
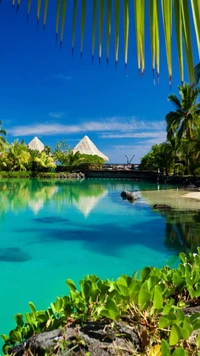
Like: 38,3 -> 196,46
116,277 -> 129,297
179,252 -> 187,263
172,348 -> 187,356
159,316 -> 171,328
100,299 -> 120,320
169,324 -> 182,346
161,339 -> 170,356
14,313 -> 24,327
1,334 -> 8,342
29,301 -> 37,315
153,286 -> 163,309
138,289 -> 151,310
9,330 -> 22,343
66,278 -> 77,292
140,266 -> 151,282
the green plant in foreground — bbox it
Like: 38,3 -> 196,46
2,250 -> 200,355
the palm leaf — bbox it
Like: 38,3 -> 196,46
174,0 -> 184,83
194,62 -> 200,84
115,0 -> 120,64
72,0 -> 77,52
181,0 -> 194,81
43,0 -> 49,28
106,0 -> 112,62
60,0 -> 67,46
80,0 -> 86,55
191,0 -> 200,58
6,0 -> 200,81
99,0 -> 104,61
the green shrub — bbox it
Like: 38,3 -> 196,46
2,250 -> 200,355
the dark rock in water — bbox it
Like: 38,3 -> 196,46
121,190 -> 139,201
153,204 -> 172,210
0,247 -> 31,262
33,216 -> 69,224
8,320 -> 140,356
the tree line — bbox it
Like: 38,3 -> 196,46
140,83 -> 200,176
0,130 -> 104,172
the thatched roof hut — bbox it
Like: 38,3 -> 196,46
73,135 -> 109,162
28,137 -> 45,153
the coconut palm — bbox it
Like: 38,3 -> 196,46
7,0 -> 200,82
0,120 -> 7,151
166,84 -> 200,143
34,151 -> 56,171
65,149 -> 85,166
5,140 -> 31,171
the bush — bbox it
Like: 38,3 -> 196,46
2,250 -> 200,355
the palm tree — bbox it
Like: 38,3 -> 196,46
65,149 -> 85,166
166,84 -> 200,143
7,0 -> 200,82
0,120 -> 7,151
34,151 -> 56,171
6,140 -> 31,171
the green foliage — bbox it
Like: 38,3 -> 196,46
0,171 -> 32,178
3,249 -> 200,355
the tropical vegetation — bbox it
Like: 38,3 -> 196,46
140,83 -> 200,176
7,0 -> 200,83
2,250 -> 200,355
0,135 -> 105,174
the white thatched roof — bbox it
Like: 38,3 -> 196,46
28,137 -> 45,153
73,135 -> 109,162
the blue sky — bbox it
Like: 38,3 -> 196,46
0,1 -> 198,163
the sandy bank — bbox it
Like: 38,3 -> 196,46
182,192 -> 200,200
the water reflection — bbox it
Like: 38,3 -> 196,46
0,179 -> 200,256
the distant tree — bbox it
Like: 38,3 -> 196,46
53,140 -> 69,165
166,84 -> 200,143
34,152 -> 56,172
0,120 -> 7,151
5,140 -> 30,171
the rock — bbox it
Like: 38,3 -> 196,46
121,190 -> 139,201
153,204 -> 172,210
8,320 -> 141,356
184,184 -> 197,190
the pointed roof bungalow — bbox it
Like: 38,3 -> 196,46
28,137 -> 45,153
73,135 -> 109,162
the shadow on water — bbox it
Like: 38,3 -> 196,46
0,248 -> 31,262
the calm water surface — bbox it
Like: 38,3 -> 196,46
0,178 -> 200,343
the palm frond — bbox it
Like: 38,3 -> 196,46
194,62 -> 200,84
7,0 -> 200,81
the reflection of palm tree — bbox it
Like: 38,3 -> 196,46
158,209 -> 200,254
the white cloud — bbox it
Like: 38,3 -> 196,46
10,117 -> 165,137
54,74 -> 72,80
100,131 -> 166,139
48,112 -> 65,119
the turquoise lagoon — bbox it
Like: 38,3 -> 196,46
0,178 -> 200,343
